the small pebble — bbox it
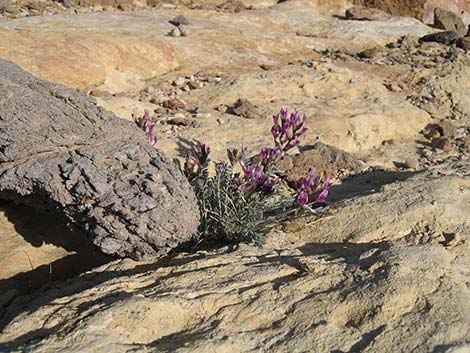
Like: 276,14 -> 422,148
169,27 -> 181,37
404,158 -> 419,170
173,77 -> 186,86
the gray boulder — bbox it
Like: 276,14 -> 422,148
0,59 -> 199,260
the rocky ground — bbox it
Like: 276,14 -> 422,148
0,0 -> 469,352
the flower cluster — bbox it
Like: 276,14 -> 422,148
132,110 -> 157,146
183,143 -> 211,181
227,146 -> 278,194
295,168 -> 332,206
223,108 -> 330,206
271,108 -> 308,156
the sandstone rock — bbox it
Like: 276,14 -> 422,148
0,0 -> 16,13
345,6 -> 391,21
0,3 -> 433,93
230,98 -> 261,119
179,26 -> 189,37
89,89 -> 111,97
194,106 -> 211,118
456,36 -> 470,50
354,0 -> 470,24
404,158 -> 419,169
413,55 -> 470,126
424,0 -> 470,24
172,63 -> 431,162
168,27 -> 181,37
438,119 -> 459,138
0,59 -> 199,261
434,7 -> 467,37
217,0 -> 248,13
431,136 -> 452,151
162,97 -> 187,110
277,142 -> 364,184
0,162 -> 469,352
419,30 -> 458,45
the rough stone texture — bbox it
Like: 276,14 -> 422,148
345,6 -> 391,21
0,161 -> 469,352
277,142 -> 364,184
0,59 -> 199,261
0,2 -> 434,93
412,54 -> 470,126
230,98 -> 262,119
457,36 -> 470,49
163,62 -> 431,163
353,0 -> 470,24
419,30 -> 459,44
434,7 -> 467,37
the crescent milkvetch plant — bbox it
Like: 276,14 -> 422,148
133,108 -> 332,248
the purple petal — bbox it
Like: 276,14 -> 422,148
296,190 -> 309,206
316,189 -> 329,203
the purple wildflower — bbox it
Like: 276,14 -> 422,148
296,190 -> 309,206
295,169 -> 331,207
271,108 -> 308,156
133,110 -> 158,146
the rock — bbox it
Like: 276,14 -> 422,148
194,107 -> 211,118
0,3 -> 434,92
188,81 -> 202,89
179,26 -> 189,36
118,3 -> 133,11
438,119 -> 459,138
216,0 -> 248,13
215,104 -> 228,113
434,7 -> 467,37
168,27 -> 181,37
277,142 -> 364,184
456,36 -> 470,50
230,98 -> 261,119
0,59 -> 199,261
162,97 -> 187,110
404,158 -> 419,170
431,136 -> 452,151
345,6 -> 391,21
1,161 -> 469,352
172,77 -> 186,86
419,31 -> 458,45
89,89 -> 111,97
166,117 -> 194,126
0,0 -> 16,13
169,15 -> 191,26
358,46 -> 384,59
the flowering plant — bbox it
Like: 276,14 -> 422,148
181,108 -> 331,247
133,110 -> 157,146
134,108 -> 331,248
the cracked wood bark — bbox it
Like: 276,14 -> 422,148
0,59 -> 199,260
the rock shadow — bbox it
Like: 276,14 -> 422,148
328,170 -> 418,203
0,200 -> 113,305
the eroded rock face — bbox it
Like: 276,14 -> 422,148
0,59 -> 199,260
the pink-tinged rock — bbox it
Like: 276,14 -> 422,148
423,0 -> 470,24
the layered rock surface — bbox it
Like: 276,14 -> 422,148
0,1 -> 433,93
0,59 -> 199,261
1,161 -> 469,352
